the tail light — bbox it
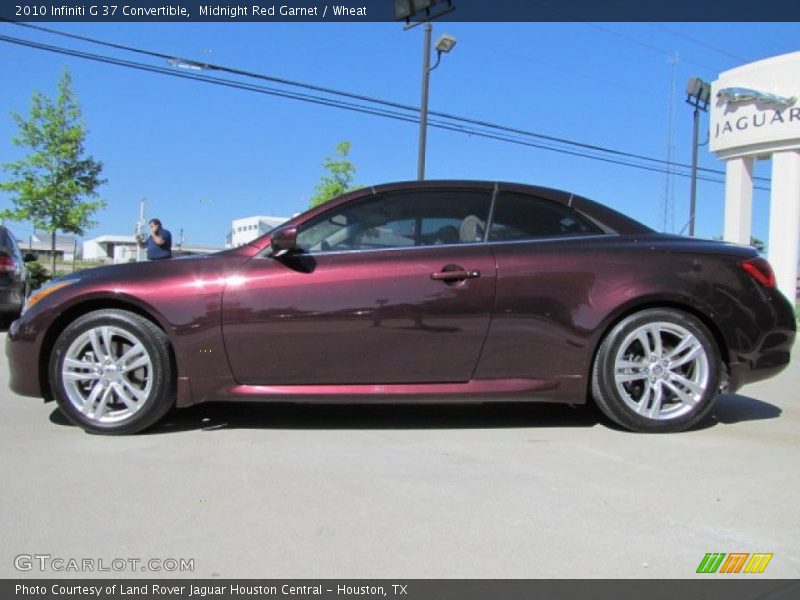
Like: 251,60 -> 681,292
740,257 -> 776,288
0,254 -> 14,273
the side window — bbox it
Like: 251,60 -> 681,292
297,190 -> 492,253
489,192 -> 602,242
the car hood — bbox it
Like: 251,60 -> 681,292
69,249 -> 253,281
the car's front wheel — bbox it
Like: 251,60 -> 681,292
49,309 -> 175,434
591,308 -> 721,433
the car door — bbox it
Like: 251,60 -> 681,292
221,188 -> 496,385
475,190 -> 610,382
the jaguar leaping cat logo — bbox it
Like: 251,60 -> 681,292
718,87 -> 796,108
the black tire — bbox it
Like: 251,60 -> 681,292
591,308 -> 721,433
49,309 -> 176,435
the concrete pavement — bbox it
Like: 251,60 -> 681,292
1,332 -> 798,578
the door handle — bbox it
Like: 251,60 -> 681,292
430,269 -> 480,282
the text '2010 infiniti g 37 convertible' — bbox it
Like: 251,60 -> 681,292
6,181 -> 796,434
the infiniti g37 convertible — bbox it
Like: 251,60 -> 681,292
6,181 -> 796,434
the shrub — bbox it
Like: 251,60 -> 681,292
27,262 -> 50,290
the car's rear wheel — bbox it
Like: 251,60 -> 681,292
49,309 -> 175,434
591,308 -> 721,433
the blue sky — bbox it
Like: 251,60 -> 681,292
0,22 -> 797,247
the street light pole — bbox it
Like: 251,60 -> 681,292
397,2 -> 457,181
689,105 -> 701,237
417,22 -> 433,181
685,76 -> 710,238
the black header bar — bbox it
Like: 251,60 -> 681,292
2,0 -> 798,23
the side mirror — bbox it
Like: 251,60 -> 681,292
269,226 -> 298,258
23,253 -> 38,263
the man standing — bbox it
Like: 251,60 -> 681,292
136,218 -> 172,260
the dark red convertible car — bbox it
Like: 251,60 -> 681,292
6,181 -> 796,434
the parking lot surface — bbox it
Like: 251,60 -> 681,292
1,331 -> 798,578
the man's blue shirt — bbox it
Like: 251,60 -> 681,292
146,228 -> 172,260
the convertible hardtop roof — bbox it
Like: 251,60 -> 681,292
365,180 -> 654,235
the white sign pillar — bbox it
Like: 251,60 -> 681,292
768,150 -> 800,301
723,157 -> 754,245
710,51 -> 800,303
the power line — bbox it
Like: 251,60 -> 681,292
515,2 -> 736,73
0,35 -> 428,123
582,22 -> 723,74
3,20 -> 765,184
457,39 -> 662,100
649,23 -> 752,64
0,32 -> 770,192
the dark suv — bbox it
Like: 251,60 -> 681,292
0,225 -> 36,323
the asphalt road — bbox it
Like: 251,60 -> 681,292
0,331 -> 798,579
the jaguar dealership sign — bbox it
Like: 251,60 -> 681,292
710,51 -> 800,304
713,90 -> 798,147
711,52 -> 800,157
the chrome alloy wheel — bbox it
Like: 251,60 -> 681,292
61,325 -> 154,424
612,321 -> 710,421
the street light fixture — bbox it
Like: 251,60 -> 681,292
685,76 -> 711,237
394,0 -> 455,24
435,33 -> 457,54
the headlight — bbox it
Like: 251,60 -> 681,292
23,280 -> 78,314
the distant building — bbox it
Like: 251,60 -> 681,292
173,244 -> 223,257
83,234 -> 223,264
24,231 -> 79,262
83,235 -> 139,263
226,215 -> 287,248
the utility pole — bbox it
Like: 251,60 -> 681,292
135,198 -> 146,262
662,52 -> 679,233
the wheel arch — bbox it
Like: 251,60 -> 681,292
38,297 -> 177,402
586,298 -> 730,398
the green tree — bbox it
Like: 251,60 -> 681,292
0,68 -> 106,274
309,141 -> 359,208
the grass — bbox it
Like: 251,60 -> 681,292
35,259 -> 105,275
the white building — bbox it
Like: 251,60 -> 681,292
226,216 -> 287,248
83,235 -> 140,263
24,231 -> 79,262
83,234 -> 223,263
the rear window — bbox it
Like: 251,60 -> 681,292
489,192 -> 602,242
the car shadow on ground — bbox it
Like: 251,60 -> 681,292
700,392 -> 783,427
47,392 -> 781,434
48,402 -> 603,433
